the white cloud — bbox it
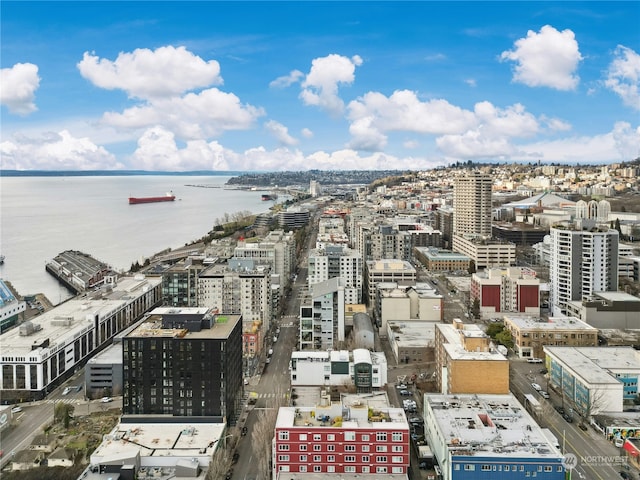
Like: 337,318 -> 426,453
346,90 -> 476,151
130,126 -> 230,171
605,45 -> 640,111
510,122 -> 640,164
464,78 -> 477,88
403,140 -> 420,149
300,54 -> 363,116
264,120 -> 298,146
436,131 -> 517,159
102,88 -> 264,139
500,25 -> 582,90
0,130 -> 122,170
473,101 -> 539,138
0,63 -> 40,115
540,115 -> 572,132
77,46 -> 222,100
269,70 -> 304,88
301,128 -> 314,139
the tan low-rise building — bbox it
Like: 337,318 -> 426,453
503,315 -> 598,360
435,319 -> 509,395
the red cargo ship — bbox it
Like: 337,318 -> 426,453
129,192 -> 176,204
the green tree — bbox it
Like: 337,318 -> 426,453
485,322 -> 505,338
495,330 -> 514,349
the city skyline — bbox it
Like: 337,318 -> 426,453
1,1 -> 639,172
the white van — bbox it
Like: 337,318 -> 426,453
527,358 -> 543,364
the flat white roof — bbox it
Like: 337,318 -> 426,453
426,393 -> 561,458
91,421 -> 226,465
504,315 -> 597,331
0,276 -> 161,357
544,346 -> 640,385
388,320 -> 436,346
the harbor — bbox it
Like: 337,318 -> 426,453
45,250 -> 116,295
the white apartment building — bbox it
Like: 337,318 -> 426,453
290,349 -> 388,390
299,277 -> 346,350
197,263 -> 272,327
308,245 -> 363,304
451,234 -> 516,269
549,225 -> 619,315
233,230 -> 296,286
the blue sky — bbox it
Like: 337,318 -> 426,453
1,1 -> 639,171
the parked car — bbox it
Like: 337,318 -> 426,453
11,406 -> 22,413
101,396 -> 113,403
400,390 -> 412,396
555,405 -> 565,415
241,427 -> 248,436
562,413 -> 573,423
527,358 -> 543,364
539,368 -> 548,375
232,452 -> 240,464
396,383 -> 408,389
531,383 -> 542,391
539,390 -> 550,399
619,471 -> 631,480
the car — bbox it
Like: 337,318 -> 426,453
400,390 -> 412,396
63,387 -> 71,395
273,336 -> 278,342
265,358 -> 271,364
555,405 -> 565,415
101,396 -> 113,403
419,461 -> 428,470
527,358 -> 543,363
539,391 -> 550,399
562,413 -> 573,423
539,368 -> 548,375
619,471 -> 631,479
408,417 -> 424,424
232,452 -> 240,464
531,383 -> 542,391
579,423 -> 588,431
243,378 -> 249,385
396,383 -> 408,389
241,426 -> 248,436
11,406 -> 22,413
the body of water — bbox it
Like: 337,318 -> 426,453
0,175 -> 279,304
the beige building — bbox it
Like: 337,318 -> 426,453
452,234 -> 516,268
435,320 -> 509,395
503,315 -> 598,360
365,259 -> 416,305
377,284 -> 443,335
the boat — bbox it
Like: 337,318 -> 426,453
129,192 -> 176,205
261,193 -> 278,201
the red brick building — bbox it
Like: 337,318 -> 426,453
471,267 -> 540,316
273,394 -> 410,477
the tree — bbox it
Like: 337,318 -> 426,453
579,387 -> 609,428
471,298 -> 480,319
54,402 -> 75,429
486,322 -> 505,338
495,329 -> 514,349
468,260 -> 476,274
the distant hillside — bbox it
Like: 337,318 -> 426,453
226,170 -> 409,187
0,170 -> 246,177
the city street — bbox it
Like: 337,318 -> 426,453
510,360 -> 628,479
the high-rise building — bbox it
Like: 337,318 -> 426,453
122,308 -> 243,423
549,225 -> 619,315
308,245 -> 363,303
453,171 -> 492,237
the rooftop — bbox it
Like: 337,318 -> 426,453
504,315 -> 597,331
544,347 -> 640,385
277,392 -> 409,430
388,320 -> 437,347
127,308 -> 240,340
425,393 -> 562,459
90,421 -> 226,468
0,275 -> 161,357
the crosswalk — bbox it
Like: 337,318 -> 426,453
247,392 -> 289,399
42,398 -> 83,405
